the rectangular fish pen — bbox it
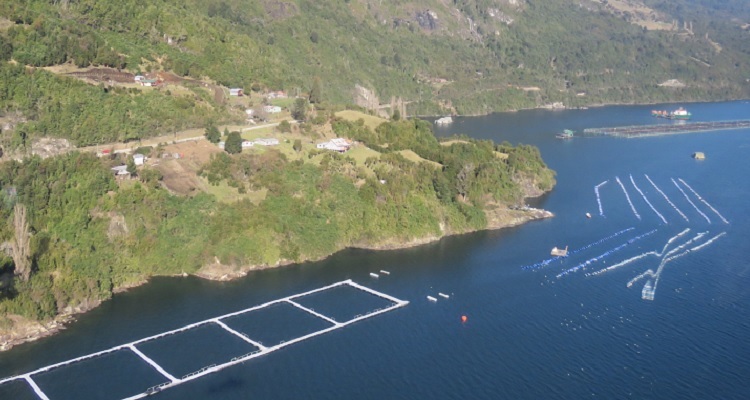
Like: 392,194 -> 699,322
583,120 -> 750,138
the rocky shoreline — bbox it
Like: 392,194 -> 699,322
0,206 -> 552,352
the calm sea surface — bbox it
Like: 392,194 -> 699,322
2,100 -> 749,399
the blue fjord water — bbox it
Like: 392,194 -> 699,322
1,100 -> 749,399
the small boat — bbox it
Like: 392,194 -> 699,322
427,296 -> 438,302
435,116 -> 453,125
370,272 -> 379,278
556,129 -> 574,139
550,246 -> 569,257
586,212 -> 592,219
379,270 -> 391,275
651,107 -> 691,120
438,293 -> 450,299
692,152 -> 705,160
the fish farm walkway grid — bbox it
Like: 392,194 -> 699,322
0,279 -> 409,400
583,120 -> 750,138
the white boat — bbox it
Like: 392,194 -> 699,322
427,296 -> 438,302
370,272 -> 379,278
435,116 -> 453,125
438,293 -> 450,299
380,270 -> 390,275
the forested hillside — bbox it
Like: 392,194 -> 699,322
1,0 -> 749,148
0,117 -> 554,345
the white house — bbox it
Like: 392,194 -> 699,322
263,105 -> 282,114
241,141 -> 254,148
111,165 -> 129,176
133,153 -> 146,166
134,75 -> 145,82
218,141 -> 225,149
254,138 -> 279,146
316,138 -> 351,153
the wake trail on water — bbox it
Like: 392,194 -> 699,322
630,174 -> 667,224
678,178 -> 729,224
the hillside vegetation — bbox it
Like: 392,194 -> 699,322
0,116 -> 554,342
1,0 -> 750,149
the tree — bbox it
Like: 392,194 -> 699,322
392,109 -> 401,121
278,120 -> 292,133
293,139 -> 302,153
456,163 -> 475,202
11,204 -> 32,282
309,77 -> 322,104
225,131 -> 242,154
127,156 -> 137,177
292,98 -> 308,121
205,123 -> 221,143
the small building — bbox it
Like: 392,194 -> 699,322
254,138 -> 279,146
316,138 -> 352,153
229,88 -> 244,96
241,141 -> 254,148
267,90 -> 287,99
693,152 -> 706,160
111,165 -> 130,176
133,153 -> 146,166
134,75 -> 145,82
263,105 -> 282,114
245,109 -> 255,117
218,141 -> 225,149
139,79 -> 160,87
96,149 -> 112,158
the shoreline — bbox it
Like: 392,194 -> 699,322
0,206 -> 552,352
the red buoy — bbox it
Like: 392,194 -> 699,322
461,315 -> 468,323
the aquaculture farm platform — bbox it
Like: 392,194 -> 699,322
0,279 -> 408,400
583,120 -> 750,138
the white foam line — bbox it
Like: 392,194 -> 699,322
591,228 -> 692,277
631,230 -> 725,300
589,251 -> 657,276
645,174 -> 689,222
616,176 -> 640,220
678,178 -> 729,224
595,180 -> 608,216
630,175 -> 667,224
672,178 -> 711,223
665,232 -> 707,257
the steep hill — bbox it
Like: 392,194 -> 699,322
1,0 -> 749,145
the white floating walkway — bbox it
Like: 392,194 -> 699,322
678,178 -> 729,224
630,174 -> 667,224
616,176 -> 640,220
672,178 -> 711,223
594,180 -> 608,217
645,174 -> 689,222
0,280 -> 408,400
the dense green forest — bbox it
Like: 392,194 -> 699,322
0,119 -> 553,326
1,0 -> 749,148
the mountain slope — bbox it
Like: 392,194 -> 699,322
1,0 -> 749,144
